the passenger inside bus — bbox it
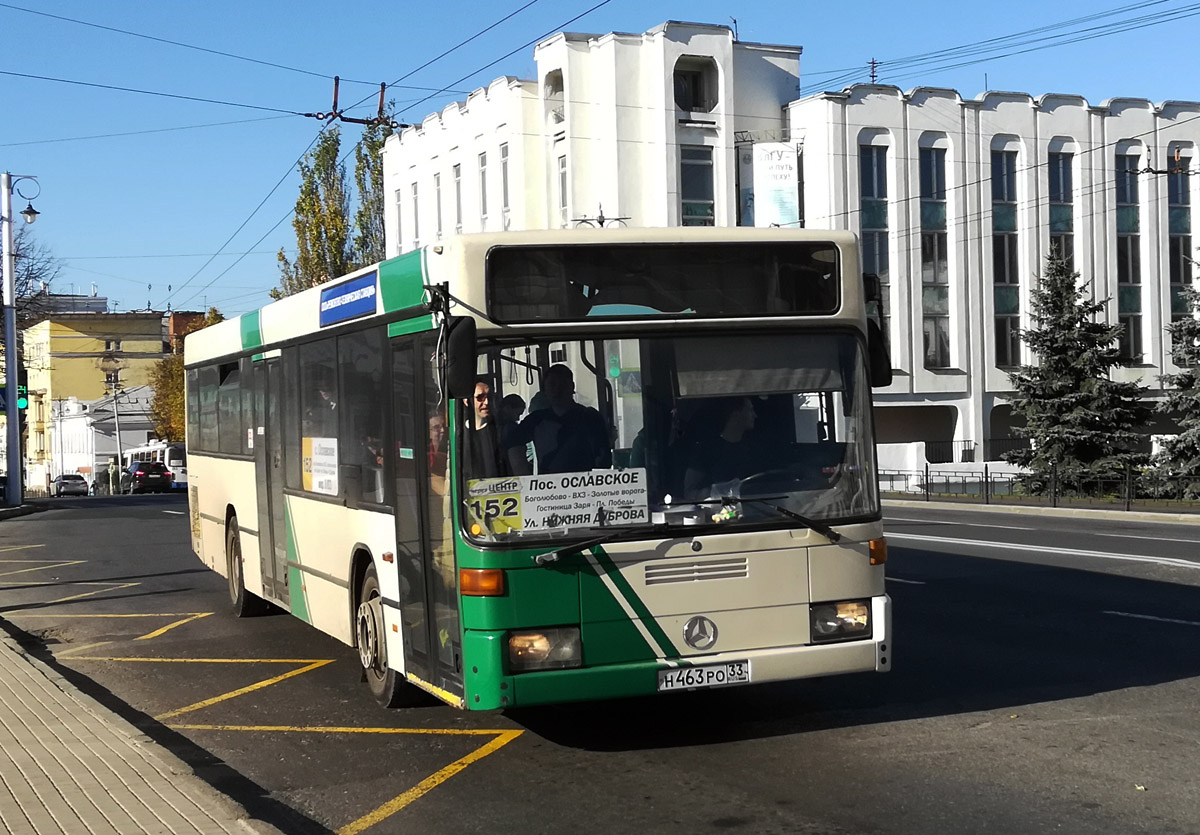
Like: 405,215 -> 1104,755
505,364 -> 611,475
465,378 -> 507,479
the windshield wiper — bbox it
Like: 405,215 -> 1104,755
719,496 -> 842,543
530,527 -> 646,566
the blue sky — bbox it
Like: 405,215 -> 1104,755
4,0 -> 1198,316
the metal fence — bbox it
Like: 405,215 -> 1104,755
881,465 -> 1200,514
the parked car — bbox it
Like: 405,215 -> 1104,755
52,473 -> 89,497
121,462 -> 172,494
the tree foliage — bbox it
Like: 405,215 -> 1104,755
274,119 -> 393,299
1004,255 -> 1151,489
353,120 -> 393,266
1155,283 -> 1200,493
149,308 -> 224,441
274,128 -> 352,299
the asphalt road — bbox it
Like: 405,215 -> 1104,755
0,495 -> 1198,834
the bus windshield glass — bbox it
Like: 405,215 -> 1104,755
485,242 -> 840,322
463,331 -> 877,543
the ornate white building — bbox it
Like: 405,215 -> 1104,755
382,21 -> 1193,462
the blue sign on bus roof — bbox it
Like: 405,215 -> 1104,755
319,271 -> 378,327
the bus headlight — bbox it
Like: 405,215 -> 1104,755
810,600 -> 871,643
508,627 -> 582,672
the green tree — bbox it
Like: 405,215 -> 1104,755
1155,283 -> 1200,494
1004,255 -> 1151,490
352,119 -> 394,266
274,119 -> 393,299
149,308 -> 224,441
274,128 -> 353,299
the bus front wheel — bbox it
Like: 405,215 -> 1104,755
227,517 -> 268,617
357,564 -> 412,708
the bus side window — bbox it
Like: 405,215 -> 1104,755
338,329 -> 388,506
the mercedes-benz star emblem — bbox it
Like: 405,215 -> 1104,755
683,615 -> 718,650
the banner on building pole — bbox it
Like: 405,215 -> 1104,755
751,143 -> 800,228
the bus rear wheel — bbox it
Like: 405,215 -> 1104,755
227,517 -> 268,617
357,564 -> 413,708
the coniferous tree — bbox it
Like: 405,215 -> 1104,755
1155,283 -> 1200,495
1004,255 -> 1151,491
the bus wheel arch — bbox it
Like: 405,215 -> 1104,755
348,547 -> 374,648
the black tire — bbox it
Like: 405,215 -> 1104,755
227,517 -> 268,617
357,564 -> 414,708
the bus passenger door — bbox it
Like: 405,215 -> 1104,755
391,339 -> 463,698
254,357 -> 290,607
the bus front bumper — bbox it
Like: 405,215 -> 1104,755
465,595 -> 890,709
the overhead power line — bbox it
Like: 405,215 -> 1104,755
807,0 -> 1200,90
0,69 -> 306,114
0,2 -> 378,85
0,115 -> 295,147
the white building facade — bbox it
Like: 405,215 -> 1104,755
382,21 -> 1193,462
790,85 -> 1194,459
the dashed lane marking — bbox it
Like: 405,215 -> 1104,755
161,510 -> 185,515
887,533 -> 1200,571
1103,610 -> 1200,627
886,577 -> 926,585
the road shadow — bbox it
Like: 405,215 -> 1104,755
507,547 -> 1200,751
0,617 -> 333,835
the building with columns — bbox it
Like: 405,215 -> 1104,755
382,20 -> 1193,463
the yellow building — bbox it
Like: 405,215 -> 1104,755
21,312 -> 167,491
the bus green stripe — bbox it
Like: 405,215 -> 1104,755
284,499 -> 311,623
388,315 -> 435,338
240,310 -> 263,351
590,546 -> 681,659
379,249 -> 427,313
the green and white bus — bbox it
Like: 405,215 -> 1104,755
185,228 -> 893,709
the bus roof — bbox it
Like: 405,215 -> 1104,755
184,227 -> 861,366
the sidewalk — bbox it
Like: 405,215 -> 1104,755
0,628 -> 279,835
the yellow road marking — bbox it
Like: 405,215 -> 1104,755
54,641 -> 112,658
135,612 -> 213,640
0,545 -> 48,554
42,581 -> 141,605
166,724 -> 511,736
70,656 -> 332,663
14,613 -> 210,619
336,730 -> 523,834
0,559 -> 81,577
154,660 -> 335,720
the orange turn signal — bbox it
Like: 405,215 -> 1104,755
869,537 -> 887,566
459,568 -> 505,596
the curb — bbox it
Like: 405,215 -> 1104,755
0,503 -> 46,521
0,627 -> 286,835
884,498 -> 1200,526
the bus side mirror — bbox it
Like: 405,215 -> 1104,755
867,319 -> 893,388
445,316 -> 477,399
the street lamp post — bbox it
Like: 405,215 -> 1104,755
1,171 -> 40,508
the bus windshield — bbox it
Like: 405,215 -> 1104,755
463,331 -> 878,543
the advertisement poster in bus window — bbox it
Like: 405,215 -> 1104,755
467,469 -> 648,533
302,437 -> 339,496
